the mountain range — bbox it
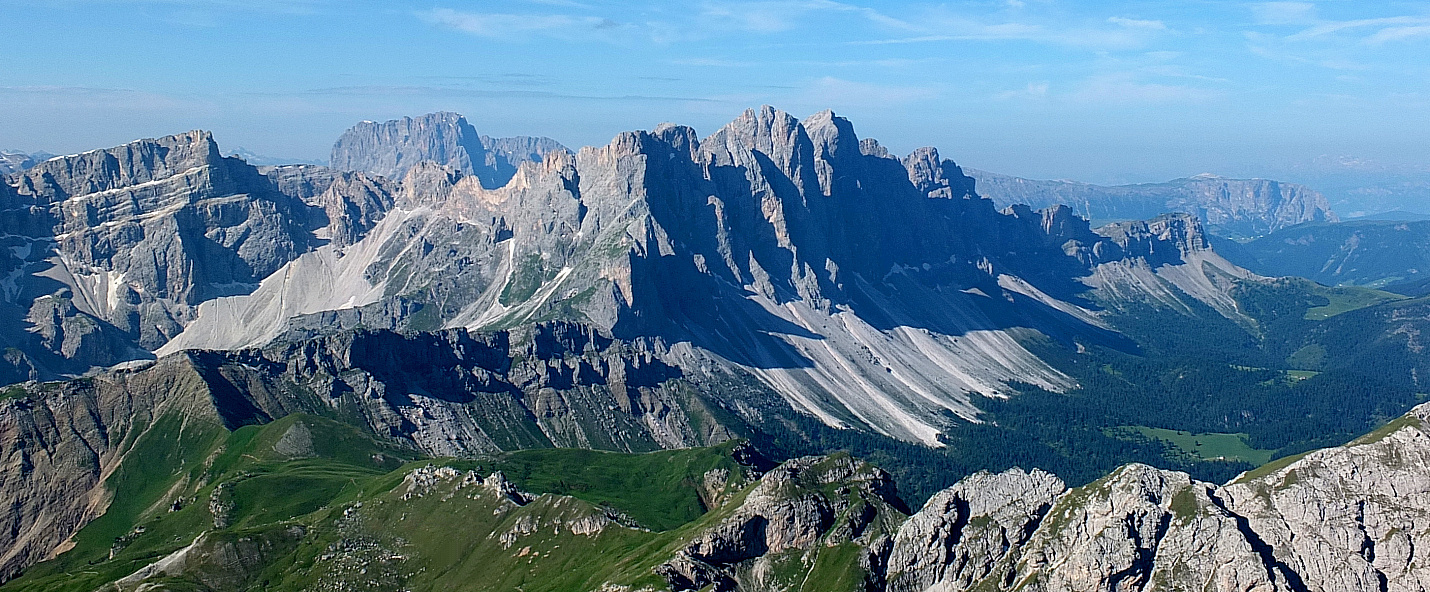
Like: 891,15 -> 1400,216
1,108 -> 1427,591
0,152 -> 53,176
967,168 -> 1338,238
1215,220 -> 1430,292
1,108 -> 1259,446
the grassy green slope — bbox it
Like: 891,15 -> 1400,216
3,414 -> 413,592
2,417 -> 812,592
492,444 -> 752,531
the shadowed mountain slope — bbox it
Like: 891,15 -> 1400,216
165,107 -> 1251,445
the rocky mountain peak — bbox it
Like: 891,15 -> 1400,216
859,137 -> 893,159
330,112 -> 568,191
701,106 -> 814,182
902,146 -> 977,200
802,109 -> 862,196
1097,212 -> 1211,258
801,109 -> 858,162
652,123 -> 702,160
16,130 -> 223,202
331,112 -> 486,183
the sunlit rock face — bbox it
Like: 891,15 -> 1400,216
165,107 -> 1246,446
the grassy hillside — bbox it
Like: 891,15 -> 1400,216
3,414 -> 413,592
0,416 -> 803,592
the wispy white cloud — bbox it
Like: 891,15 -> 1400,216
669,57 -> 755,67
1252,2 -> 1318,25
797,76 -> 938,107
992,73 -> 1222,105
1065,73 -> 1223,104
420,1 -> 913,44
34,0 -> 326,13
1248,3 -> 1430,46
1108,17 -> 1165,30
1245,5 -> 1430,75
856,7 -> 1168,51
1286,15 -> 1430,42
420,8 -> 628,41
696,0 -> 915,34
524,0 -> 593,8
1364,24 -> 1430,44
995,82 -> 1049,100
1245,39 -> 1372,70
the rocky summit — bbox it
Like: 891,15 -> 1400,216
0,131 -> 397,382
329,111 -> 567,188
1,107 -> 1426,591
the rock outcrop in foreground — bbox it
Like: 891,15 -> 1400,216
882,402 -> 1430,592
15,400 -> 1429,592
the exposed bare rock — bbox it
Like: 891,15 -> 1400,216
1218,405 -> 1430,592
0,132 -> 397,380
875,402 -> 1430,591
480,134 -> 568,167
886,468 -> 1065,592
329,112 -> 567,188
173,321 -> 724,456
169,106 -> 1254,447
658,454 -> 907,592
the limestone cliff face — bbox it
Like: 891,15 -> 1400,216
329,112 -> 567,188
877,403 -> 1430,592
168,107 -> 1251,447
0,132 -> 397,380
195,322 -> 727,456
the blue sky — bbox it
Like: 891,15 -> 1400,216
1,0 -> 1428,184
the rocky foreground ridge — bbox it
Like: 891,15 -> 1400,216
882,406 -> 1430,592
5,379 -> 1429,591
636,401 -> 1430,592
